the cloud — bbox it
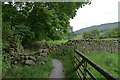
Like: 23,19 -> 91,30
70,0 -> 119,31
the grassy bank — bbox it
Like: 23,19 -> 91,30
2,56 -> 52,78
49,47 -> 77,78
84,53 -> 118,78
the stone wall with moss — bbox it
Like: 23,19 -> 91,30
10,40 -> 119,66
46,40 -> 119,54
64,40 -> 119,53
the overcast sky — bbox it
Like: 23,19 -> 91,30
70,0 -> 119,31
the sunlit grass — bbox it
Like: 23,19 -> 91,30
48,39 -> 68,45
72,34 -> 118,40
73,35 -> 83,40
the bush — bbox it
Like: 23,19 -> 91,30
13,24 -> 35,47
2,53 -> 11,77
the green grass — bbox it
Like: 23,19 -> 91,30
2,56 -> 53,78
0,54 -> 2,79
2,53 -> 11,75
73,35 -> 83,40
72,34 -> 118,40
49,47 -> 77,78
84,53 -> 118,78
48,39 -> 68,45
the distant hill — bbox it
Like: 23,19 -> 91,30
75,22 -> 119,34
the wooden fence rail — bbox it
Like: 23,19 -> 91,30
74,49 -> 117,80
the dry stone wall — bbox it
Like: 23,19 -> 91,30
10,48 -> 48,66
63,40 -> 119,53
46,40 -> 119,54
10,39 -> 119,66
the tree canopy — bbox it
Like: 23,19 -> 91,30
2,1 -> 90,53
82,29 -> 100,39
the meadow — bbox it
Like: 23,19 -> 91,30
48,39 -> 68,45
84,53 -> 118,78
73,34 -> 118,40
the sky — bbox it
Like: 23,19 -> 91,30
70,0 -> 119,31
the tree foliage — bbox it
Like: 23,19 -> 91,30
2,2 -> 90,53
82,27 -> 119,39
99,27 -> 119,39
82,29 -> 100,39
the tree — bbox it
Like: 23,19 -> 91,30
25,2 -> 91,40
82,29 -> 100,39
103,27 -> 119,38
2,1 -> 91,52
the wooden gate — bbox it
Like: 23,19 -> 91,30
74,49 -> 117,80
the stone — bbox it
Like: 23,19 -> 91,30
29,56 -> 36,61
41,62 -> 45,65
40,53 -> 47,56
21,59 -> 25,64
44,49 -> 48,52
35,52 -> 40,56
26,56 -> 29,59
14,61 -> 17,64
21,55 -> 25,58
18,53 -> 23,55
25,60 -> 35,65
37,56 -> 41,59
39,49 -> 44,52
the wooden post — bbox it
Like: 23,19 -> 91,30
84,61 -> 87,79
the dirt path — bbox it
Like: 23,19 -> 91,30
49,59 -> 65,78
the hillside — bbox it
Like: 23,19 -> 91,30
75,22 -> 119,34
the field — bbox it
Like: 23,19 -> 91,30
100,38 -> 118,40
84,53 -> 118,78
73,35 -> 83,40
73,34 -> 118,40
48,39 -> 68,45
